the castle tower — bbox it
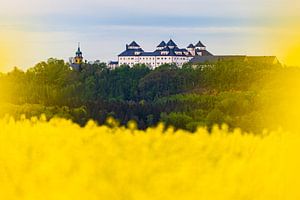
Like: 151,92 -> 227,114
187,44 -> 195,56
156,41 -> 166,51
74,43 -> 83,64
167,39 -> 177,49
195,41 -> 206,50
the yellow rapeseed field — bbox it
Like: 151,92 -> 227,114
0,116 -> 299,200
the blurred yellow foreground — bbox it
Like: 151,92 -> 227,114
0,116 -> 299,200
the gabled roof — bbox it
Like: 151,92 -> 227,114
157,41 -> 166,47
190,55 -> 246,63
195,41 -> 206,47
187,44 -> 195,48
167,39 -> 177,47
128,41 -> 140,47
190,55 -> 280,64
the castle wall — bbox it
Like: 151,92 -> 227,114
118,56 -> 192,69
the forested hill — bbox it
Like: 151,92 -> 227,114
1,58 -> 297,133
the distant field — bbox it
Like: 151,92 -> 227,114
0,116 -> 298,199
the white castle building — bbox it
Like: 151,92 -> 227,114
108,39 -> 213,69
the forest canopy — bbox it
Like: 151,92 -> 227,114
0,58 -> 298,133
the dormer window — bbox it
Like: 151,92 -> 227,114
197,52 -> 203,56
195,41 -> 206,51
127,41 -> 142,50
195,47 -> 206,51
129,46 -> 140,50
166,39 -> 177,49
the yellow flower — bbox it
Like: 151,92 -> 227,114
0,116 -> 298,199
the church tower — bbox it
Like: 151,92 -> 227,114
70,43 -> 84,71
74,43 -> 83,64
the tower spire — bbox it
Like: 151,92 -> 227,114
74,42 -> 83,65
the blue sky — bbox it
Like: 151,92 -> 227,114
0,0 -> 299,70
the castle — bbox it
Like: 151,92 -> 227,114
108,39 -> 213,69
70,40 -> 279,70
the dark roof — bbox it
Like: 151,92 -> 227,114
245,56 -> 279,64
118,49 -> 144,56
141,52 -> 161,56
119,40 -> 194,57
181,48 -> 189,52
157,41 -> 166,47
119,49 -> 190,57
190,55 -> 279,64
190,56 -> 218,63
170,48 -> 188,56
195,49 -> 213,56
190,55 -> 246,63
195,41 -> 206,47
167,39 -> 177,47
160,46 -> 170,51
187,44 -> 195,48
128,41 -> 140,47
174,46 -> 181,51
76,47 -> 82,55
168,50 -> 180,56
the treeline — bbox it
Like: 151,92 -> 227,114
1,58 -> 293,133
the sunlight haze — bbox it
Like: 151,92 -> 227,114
0,0 -> 299,70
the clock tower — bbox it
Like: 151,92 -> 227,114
74,43 -> 83,64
